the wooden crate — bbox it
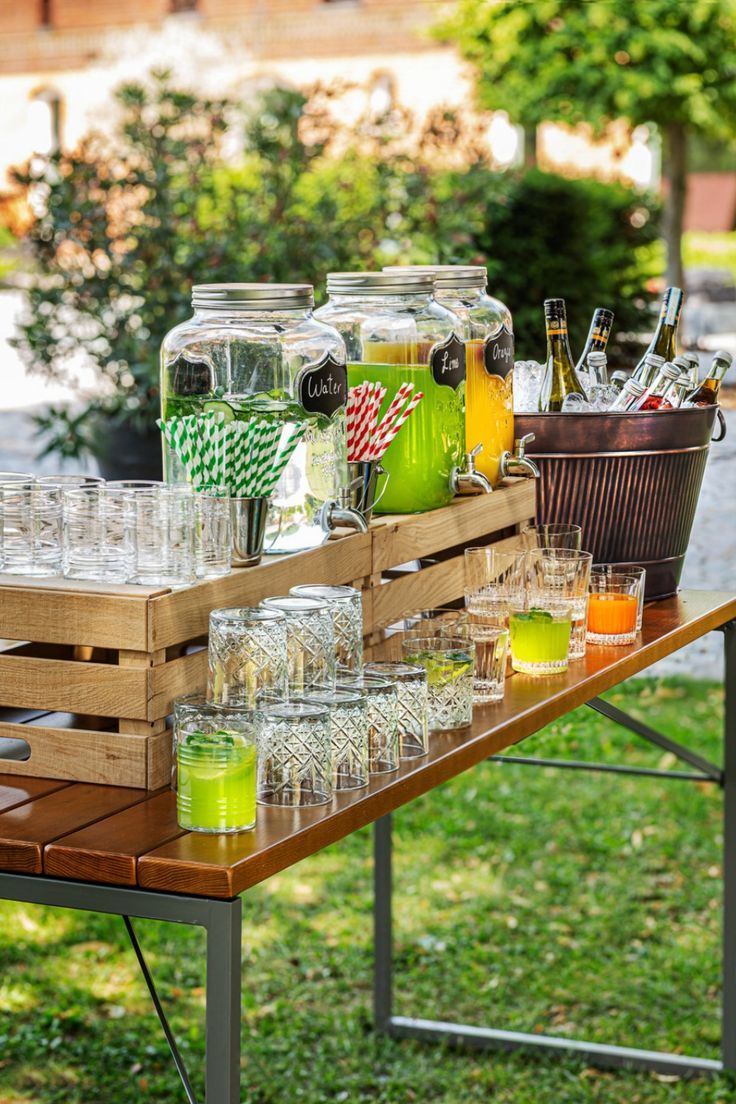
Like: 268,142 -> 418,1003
0,481 -> 535,788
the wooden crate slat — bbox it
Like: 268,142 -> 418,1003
371,480 -> 535,571
149,650 -> 208,721
149,532 -> 373,650
44,790 -> 182,885
0,586 -> 151,650
0,655 -> 148,718
0,722 -> 158,787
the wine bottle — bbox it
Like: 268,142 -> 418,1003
635,363 -> 682,411
539,299 -> 585,412
575,307 -> 614,374
632,287 -> 684,380
683,349 -> 733,407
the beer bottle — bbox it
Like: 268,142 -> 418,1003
682,351 -> 700,390
539,299 -> 585,412
636,352 -> 665,389
609,378 -> 648,411
632,287 -> 684,380
636,363 -> 682,411
683,350 -> 733,407
575,307 -> 614,375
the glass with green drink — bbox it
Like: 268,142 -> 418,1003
402,635 -> 475,730
173,701 -> 257,833
509,607 -> 573,676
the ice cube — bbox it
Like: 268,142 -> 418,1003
561,393 -> 591,413
588,384 -> 619,411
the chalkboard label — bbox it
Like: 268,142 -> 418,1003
430,334 -> 465,390
483,325 -> 514,379
296,353 -> 348,417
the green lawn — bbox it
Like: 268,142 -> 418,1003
684,232 -> 736,282
0,677 -> 733,1103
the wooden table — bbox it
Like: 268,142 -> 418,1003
0,590 -> 734,1100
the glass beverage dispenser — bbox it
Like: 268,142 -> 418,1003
385,265 -> 519,486
315,271 -> 466,514
161,283 -> 364,554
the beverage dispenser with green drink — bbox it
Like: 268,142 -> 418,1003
315,271 -> 468,514
160,283 -> 366,555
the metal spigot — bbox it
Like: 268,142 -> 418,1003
499,432 -> 540,480
320,488 -> 370,535
450,443 -> 493,496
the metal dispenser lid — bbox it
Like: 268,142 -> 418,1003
192,283 -> 314,310
326,271 -> 434,296
383,264 -> 488,291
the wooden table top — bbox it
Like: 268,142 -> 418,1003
0,590 -> 733,901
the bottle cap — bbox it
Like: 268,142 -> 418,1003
672,355 -> 690,372
383,265 -> 487,291
192,283 -> 313,311
587,351 -> 607,367
625,380 -> 647,395
326,271 -> 433,295
644,353 -> 665,367
661,364 -> 682,381
544,298 -> 566,320
713,349 -> 734,367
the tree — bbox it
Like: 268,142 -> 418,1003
438,0 -> 736,288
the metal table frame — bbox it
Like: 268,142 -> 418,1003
0,873 -> 242,1104
373,621 -> 736,1077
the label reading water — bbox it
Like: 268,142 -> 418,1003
296,354 -> 348,417
483,326 -> 514,379
430,334 -> 465,390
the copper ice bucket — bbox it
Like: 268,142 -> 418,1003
515,406 -> 722,599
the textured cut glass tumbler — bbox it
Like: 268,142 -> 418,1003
337,673 -> 399,774
593,563 -> 646,632
257,702 -> 333,806
63,487 -> 136,583
402,636 -> 475,730
297,687 -> 368,790
130,486 -> 195,587
208,607 -> 288,707
2,483 -> 63,576
289,584 -> 363,671
365,661 -> 428,758
262,595 -> 336,693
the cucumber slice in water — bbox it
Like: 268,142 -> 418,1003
203,401 -> 236,422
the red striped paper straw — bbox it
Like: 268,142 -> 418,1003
371,390 -> 424,458
349,382 -> 381,461
374,381 -> 413,441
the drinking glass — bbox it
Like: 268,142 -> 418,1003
257,702 -> 333,806
130,485 -> 196,587
106,480 -> 164,491
587,573 -> 639,646
365,661 -> 429,758
520,523 -> 582,550
464,619 -> 509,703
527,548 -> 593,660
402,607 -> 469,638
296,686 -> 368,790
262,595 -> 336,693
336,673 -> 399,773
464,546 -> 525,628
39,474 -> 105,488
402,636 -> 475,730
173,702 -> 257,833
0,472 -> 34,485
208,607 -> 288,707
194,489 -> 232,579
289,584 -> 363,671
509,607 -> 573,676
1,483 -> 63,576
593,563 -> 646,631
63,487 -> 136,583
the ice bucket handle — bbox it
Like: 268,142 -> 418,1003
712,408 -> 727,443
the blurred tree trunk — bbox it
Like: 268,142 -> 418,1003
664,122 -> 687,290
524,125 -> 537,168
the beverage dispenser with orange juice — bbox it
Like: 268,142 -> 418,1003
384,265 -> 536,484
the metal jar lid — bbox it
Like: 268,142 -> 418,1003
383,264 -> 488,291
192,283 -> 314,310
326,271 -> 433,296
